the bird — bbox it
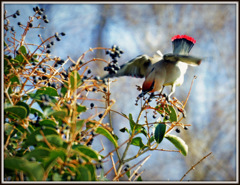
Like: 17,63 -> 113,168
102,35 -> 202,101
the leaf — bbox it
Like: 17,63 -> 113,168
10,75 -> 20,85
73,145 -> 99,160
131,137 -> 147,149
45,135 -> 63,147
76,120 -> 85,130
137,176 -> 143,181
128,113 -> 142,133
77,104 -> 87,113
36,86 -> 59,96
165,134 -> 188,156
39,119 -> 57,128
69,70 -> 82,90
43,149 -> 66,170
85,164 -> 97,181
95,127 -> 118,148
23,148 -> 51,162
24,127 -> 58,147
16,101 -> 30,117
154,123 -> 166,144
19,45 -> 27,55
30,108 -> 44,118
4,106 -> 27,119
76,166 -> 91,181
165,105 -> 177,122
47,110 -> 67,120
4,157 -> 44,181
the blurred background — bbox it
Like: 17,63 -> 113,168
4,2 -> 237,181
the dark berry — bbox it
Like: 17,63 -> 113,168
46,44 -> 51,48
153,115 -> 157,119
29,22 -> 33,27
50,41 -> 54,45
38,11 -> 43,15
44,19 -> 49,23
46,50 -> 51,54
54,63 -> 58,67
11,27 -> 15,32
90,103 -> 94,108
60,32 -> 66,36
40,8 -> 45,11
106,50 -> 109,55
79,60 -> 83,65
87,69 -> 91,74
94,76 -> 100,81
103,87 -> 107,92
165,115 -> 170,120
184,126 -> 188,130
33,7 -> 36,12
98,114 -> 103,118
56,37 -> 61,41
13,14 -> 17,18
120,127 -> 126,132
17,22 -> 21,26
42,15 -> 47,19
175,128 -> 181,133
35,6 -> 40,11
92,88 -> 96,92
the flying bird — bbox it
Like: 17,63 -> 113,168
102,35 -> 202,100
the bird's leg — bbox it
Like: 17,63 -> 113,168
166,85 -> 175,102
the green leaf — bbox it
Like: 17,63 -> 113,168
95,127 -> 118,148
165,134 -> 188,156
137,176 -> 143,181
16,101 -> 30,117
30,108 -> 44,118
60,85 -> 68,96
154,123 -> 166,144
76,166 -> 91,181
19,45 -> 27,55
45,135 -> 63,147
36,87 -> 59,96
73,145 -> 99,160
24,148 -> 51,162
128,113 -> 142,133
129,113 -> 135,131
48,110 -> 67,120
10,75 -> 20,85
131,137 -> 147,149
52,173 -> 62,181
76,120 -> 85,130
39,119 -> 57,128
85,164 -> 97,181
24,127 -> 58,147
70,70 -> 82,90
4,157 -> 44,181
77,104 -> 87,113
43,149 -> 66,170
165,105 -> 177,122
5,106 -> 27,119
126,170 -> 130,178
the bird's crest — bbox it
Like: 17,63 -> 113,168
171,35 -> 196,55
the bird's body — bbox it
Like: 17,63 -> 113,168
102,35 -> 201,99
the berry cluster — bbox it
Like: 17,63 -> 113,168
104,45 -> 124,75
12,10 -> 20,18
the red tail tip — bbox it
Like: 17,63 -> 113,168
171,35 -> 196,44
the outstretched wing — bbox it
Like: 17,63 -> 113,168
102,51 -> 162,79
164,53 -> 202,66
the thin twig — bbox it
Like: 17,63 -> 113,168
180,152 -> 212,181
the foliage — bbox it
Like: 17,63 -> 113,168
4,6 -> 192,181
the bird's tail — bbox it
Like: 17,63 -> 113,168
171,35 -> 196,55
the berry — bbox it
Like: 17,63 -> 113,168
60,32 -> 66,36
92,88 -> 96,92
153,115 -> 157,119
15,10 -> 20,16
103,87 -> 107,92
11,27 -> 15,32
46,50 -> 51,54
17,22 -> 21,26
87,69 -> 91,74
13,14 -> 17,18
79,60 -> 83,65
90,103 -> 94,108
50,41 -> 54,45
29,22 -> 33,27
40,8 -> 45,11
56,37 -> 61,41
44,19 -> 49,23
175,128 -> 181,133
184,126 -> 188,130
38,11 -> 43,15
46,44 -> 51,48
119,127 -> 126,132
42,15 -> 47,19
98,114 -> 103,118
35,6 -> 40,11
54,63 -> 58,67
33,7 -> 36,12
165,115 -> 170,120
